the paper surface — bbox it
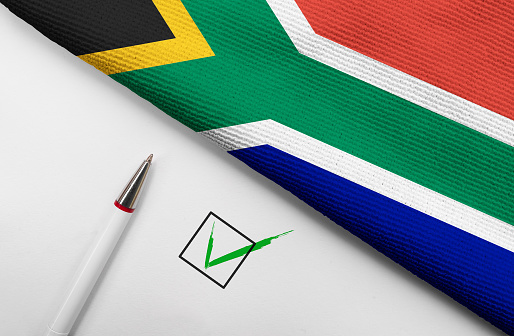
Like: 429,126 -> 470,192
0,7 -> 504,336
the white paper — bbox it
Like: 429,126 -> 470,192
0,7 -> 503,336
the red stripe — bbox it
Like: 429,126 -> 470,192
295,0 -> 514,119
114,200 -> 134,213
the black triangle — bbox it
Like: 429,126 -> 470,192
2,0 -> 175,56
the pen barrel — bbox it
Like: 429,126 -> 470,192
46,208 -> 132,336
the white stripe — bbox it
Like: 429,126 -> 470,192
202,120 -> 514,253
265,0 -> 514,147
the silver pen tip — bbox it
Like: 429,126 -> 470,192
146,154 -> 153,163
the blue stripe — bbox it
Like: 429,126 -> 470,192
229,144 -> 514,334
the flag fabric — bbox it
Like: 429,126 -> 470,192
2,0 -> 513,333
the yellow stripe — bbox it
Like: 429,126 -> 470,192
78,0 -> 214,75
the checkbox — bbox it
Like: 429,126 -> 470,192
179,212 -> 256,288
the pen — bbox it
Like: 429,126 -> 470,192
44,154 -> 153,336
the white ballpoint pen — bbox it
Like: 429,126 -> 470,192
44,154 -> 153,336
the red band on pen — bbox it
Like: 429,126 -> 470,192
114,200 -> 134,213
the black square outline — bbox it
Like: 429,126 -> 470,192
179,212 -> 256,289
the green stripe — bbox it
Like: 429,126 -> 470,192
111,0 -> 514,226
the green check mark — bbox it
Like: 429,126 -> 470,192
204,222 -> 293,269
